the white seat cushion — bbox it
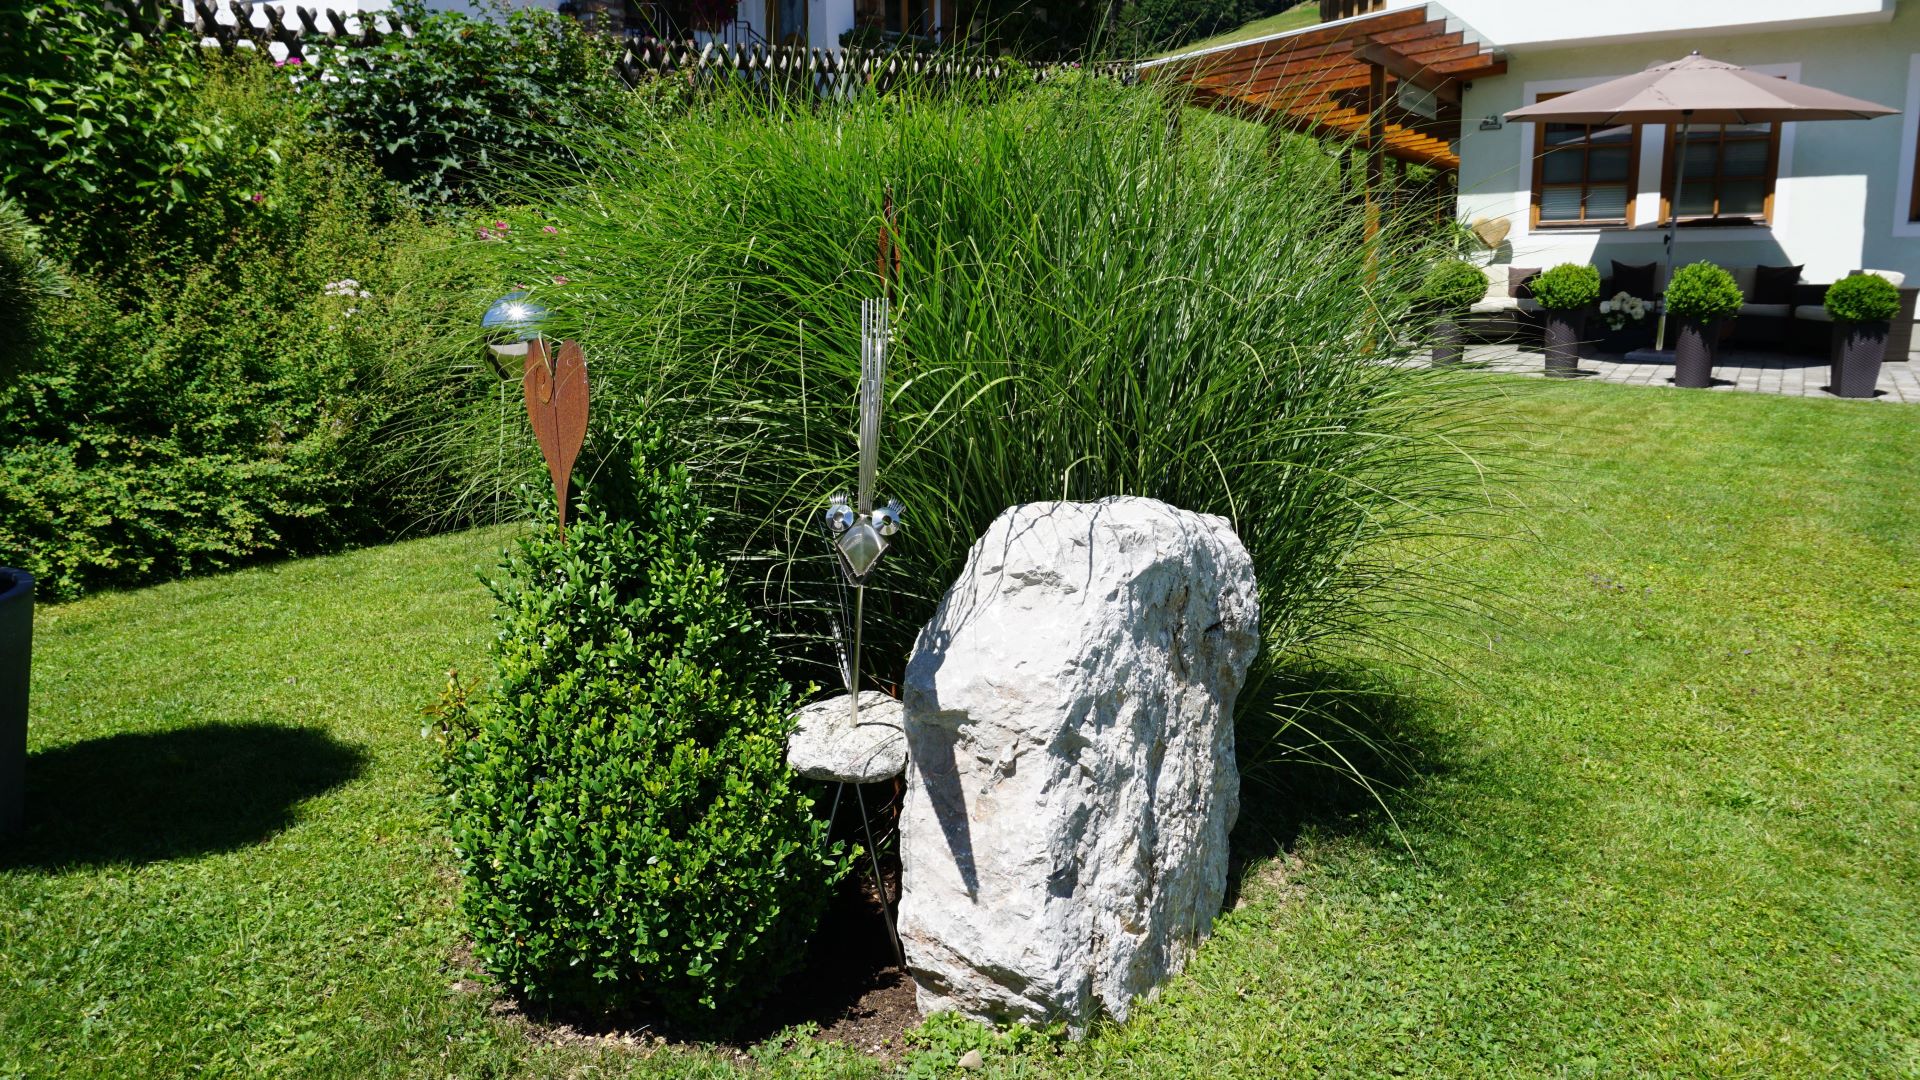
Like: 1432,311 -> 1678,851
1858,268 -> 1907,287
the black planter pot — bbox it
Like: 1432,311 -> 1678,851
1431,317 -> 1465,365
0,568 -> 30,837
1834,319 -> 1890,399
1672,317 -> 1717,388
1597,319 -> 1654,355
1542,308 -> 1584,376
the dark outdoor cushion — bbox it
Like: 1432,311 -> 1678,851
1509,266 -> 1541,299
1753,264 -> 1803,305
1610,260 -> 1658,300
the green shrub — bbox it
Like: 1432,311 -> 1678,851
431,442 -> 849,1026
298,1 -> 632,206
1663,261 -> 1742,322
0,198 -> 71,379
0,2 -> 287,267
1529,263 -> 1601,311
1418,258 -> 1489,316
420,78 -> 1509,795
0,62 -> 496,599
1823,273 -> 1901,323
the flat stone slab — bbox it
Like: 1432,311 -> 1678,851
787,691 -> 907,784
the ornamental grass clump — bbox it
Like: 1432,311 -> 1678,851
435,76 -> 1514,794
1823,273 -> 1901,324
1529,263 -> 1601,311
430,441 -> 849,1027
1664,261 -> 1743,322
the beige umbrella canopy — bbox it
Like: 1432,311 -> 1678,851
1505,53 -> 1898,125
1503,52 -> 1898,350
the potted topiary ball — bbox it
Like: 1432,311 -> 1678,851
1530,263 -> 1601,376
1823,273 -> 1901,399
1418,258 -> 1489,365
1663,261 -> 1742,389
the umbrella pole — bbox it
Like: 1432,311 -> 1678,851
1655,112 -> 1693,352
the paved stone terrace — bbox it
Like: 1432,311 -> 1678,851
1465,343 -> 1920,403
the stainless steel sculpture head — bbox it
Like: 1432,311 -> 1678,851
824,297 -> 903,585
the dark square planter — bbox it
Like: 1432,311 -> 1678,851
1596,318 -> 1654,355
1672,317 -> 1717,388
1431,317 -> 1465,365
0,568 -> 30,837
1542,309 -> 1584,376
1835,320 -> 1890,399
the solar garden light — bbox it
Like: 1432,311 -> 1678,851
481,291 -> 548,378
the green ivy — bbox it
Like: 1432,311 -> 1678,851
430,442 -> 850,1028
1664,261 -> 1743,322
1530,262 -> 1601,311
1823,273 -> 1901,324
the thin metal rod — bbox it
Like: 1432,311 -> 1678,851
856,780 -> 905,967
1655,114 -> 1693,352
848,585 -> 865,728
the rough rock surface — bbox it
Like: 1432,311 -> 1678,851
787,690 -> 907,783
897,497 -> 1259,1033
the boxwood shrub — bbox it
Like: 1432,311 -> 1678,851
1824,273 -> 1901,323
431,441 -> 850,1028
1664,261 -> 1743,322
1530,262 -> 1601,311
1418,258 -> 1490,316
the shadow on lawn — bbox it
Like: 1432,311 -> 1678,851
0,723 -> 365,872
1226,667 -> 1449,905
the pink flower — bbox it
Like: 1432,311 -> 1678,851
250,192 -> 265,204
476,229 -> 492,240
493,220 -> 509,231
542,225 -> 557,234
551,275 -> 569,286
513,283 -> 529,291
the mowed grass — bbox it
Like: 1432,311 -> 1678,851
5,379 -> 1918,1076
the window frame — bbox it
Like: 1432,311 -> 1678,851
1528,92 -> 1641,230
1659,121 -> 1782,227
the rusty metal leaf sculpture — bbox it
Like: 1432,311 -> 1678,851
523,338 -> 589,540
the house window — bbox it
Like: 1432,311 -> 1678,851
1530,93 -> 1638,228
1661,122 -> 1780,225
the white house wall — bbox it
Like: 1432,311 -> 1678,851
1381,0 -> 1894,48
1455,3 -> 1920,286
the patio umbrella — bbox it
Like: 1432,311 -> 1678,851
1503,53 -> 1897,349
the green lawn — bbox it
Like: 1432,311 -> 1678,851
1153,3 -> 1320,59
5,379 -> 1918,1077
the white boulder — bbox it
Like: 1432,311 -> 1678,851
787,690 -> 907,784
897,497 -> 1259,1034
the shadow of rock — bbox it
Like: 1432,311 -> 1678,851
1225,667 -> 1450,908
0,723 -> 365,871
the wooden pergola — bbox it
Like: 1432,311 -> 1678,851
1141,5 -> 1505,254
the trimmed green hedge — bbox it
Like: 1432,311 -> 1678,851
1824,273 -> 1901,323
1664,261 -> 1742,322
431,442 -> 850,1027
1531,263 -> 1601,311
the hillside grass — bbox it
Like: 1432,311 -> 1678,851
1152,3 -> 1320,59
3,377 -> 1917,1076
